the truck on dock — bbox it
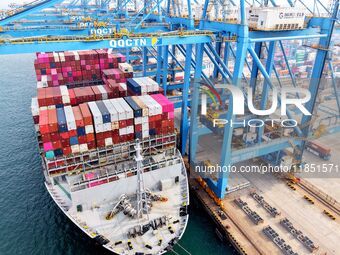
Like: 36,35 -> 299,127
305,141 -> 331,160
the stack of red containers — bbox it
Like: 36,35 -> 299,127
34,50 -> 130,88
60,51 -> 83,84
35,52 -> 64,87
80,103 -> 96,151
79,50 -> 101,82
36,85 -> 121,108
151,94 -> 175,135
104,79 -> 127,98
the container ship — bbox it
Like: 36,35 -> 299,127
30,50 -> 189,255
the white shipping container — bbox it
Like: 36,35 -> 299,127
110,99 -> 126,120
72,51 -> 80,61
31,97 -> 39,116
126,126 -> 134,134
103,100 -> 119,121
71,144 -> 80,154
60,86 -> 69,96
85,125 -> 94,134
246,7 -> 305,31
142,130 -> 149,138
40,106 -> 48,111
119,127 -> 127,136
59,52 -> 65,62
135,117 -> 142,124
118,63 -> 133,72
79,144 -> 88,153
62,95 -> 71,104
53,52 -> 60,62
34,124 -> 39,132
103,122 -> 112,132
37,81 -> 44,88
95,123 -> 104,133
47,105 -> 56,110
88,101 -> 103,124
98,85 -> 108,100
142,116 -> 149,123
117,98 -> 134,119
64,106 -> 77,130
105,137 -> 113,146
142,122 -> 149,131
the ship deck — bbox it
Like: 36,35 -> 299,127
46,152 -> 190,255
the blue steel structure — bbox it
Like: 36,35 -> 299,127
0,0 -> 339,199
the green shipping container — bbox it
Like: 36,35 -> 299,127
46,151 -> 55,159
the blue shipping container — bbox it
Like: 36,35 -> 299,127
77,127 -> 86,136
124,96 -> 142,117
96,101 -> 111,123
56,108 -> 68,133
70,136 -> 79,146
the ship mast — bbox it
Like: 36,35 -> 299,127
135,140 -> 149,219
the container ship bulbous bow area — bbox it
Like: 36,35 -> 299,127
44,143 -> 189,255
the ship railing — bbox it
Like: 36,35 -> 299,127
44,133 -> 177,177
69,151 -> 182,192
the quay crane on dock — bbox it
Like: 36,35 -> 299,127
0,0 -> 339,250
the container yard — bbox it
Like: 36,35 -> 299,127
0,0 -> 339,255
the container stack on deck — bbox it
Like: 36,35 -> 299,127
31,50 -> 176,165
34,50 -> 130,88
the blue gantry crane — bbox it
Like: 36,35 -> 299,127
0,0 -> 338,200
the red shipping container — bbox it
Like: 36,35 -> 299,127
45,88 -> 54,106
63,147 -> 72,156
96,132 -> 104,140
103,85 -> 114,98
149,122 -> 156,129
78,135 -> 87,144
37,88 -> 46,107
39,110 -> 49,134
103,131 -> 111,139
41,133 -> 51,143
135,124 -> 142,132
52,140 -> 62,150
112,130 -> 119,137
69,89 -> 77,105
60,132 -> 69,139
49,132 -> 60,142
85,87 -> 96,102
61,138 -> 70,148
91,86 -> 102,100
97,139 -> 105,148
126,119 -> 133,126
48,109 -> 58,133
79,103 -> 93,125
68,130 -> 77,137
87,141 -> 96,150
52,87 -> 62,105
119,120 -> 126,128
112,136 -> 119,144
72,106 -> 84,127
86,133 -> 95,142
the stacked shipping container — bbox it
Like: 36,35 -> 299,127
34,50 -> 132,87
34,94 -> 175,159
37,85 -> 124,108
127,77 -> 160,96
